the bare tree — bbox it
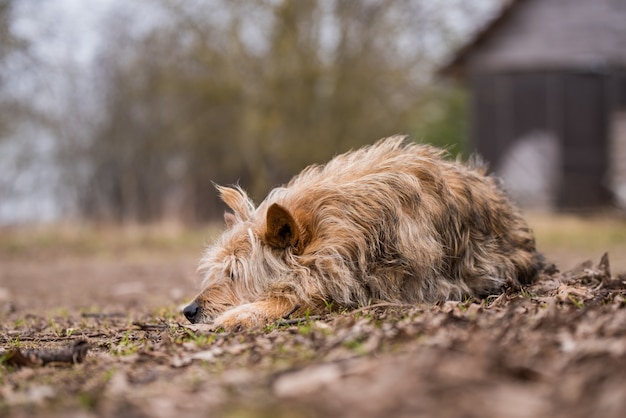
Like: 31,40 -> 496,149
0,0 -> 31,138
64,0 -> 486,223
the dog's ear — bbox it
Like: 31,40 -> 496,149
265,203 -> 301,251
215,184 -> 255,221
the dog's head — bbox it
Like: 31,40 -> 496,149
183,185 -> 305,324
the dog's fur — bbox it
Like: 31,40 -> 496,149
184,136 -> 542,330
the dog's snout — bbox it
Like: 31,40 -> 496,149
183,301 -> 200,323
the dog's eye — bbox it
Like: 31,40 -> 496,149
228,270 -> 235,281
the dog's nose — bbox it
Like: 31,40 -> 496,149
183,302 -> 200,323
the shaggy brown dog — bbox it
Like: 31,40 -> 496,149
183,136 -> 542,330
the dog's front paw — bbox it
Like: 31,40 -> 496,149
213,304 -> 266,331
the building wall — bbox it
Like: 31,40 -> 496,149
470,70 -> 625,210
609,72 -> 626,207
610,111 -> 626,208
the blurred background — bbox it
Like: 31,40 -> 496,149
0,0 -> 493,224
0,0 -> 625,274
2,0 -> 626,225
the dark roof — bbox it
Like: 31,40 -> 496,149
439,0 -> 524,79
440,0 -> 626,79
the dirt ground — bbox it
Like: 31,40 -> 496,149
1,215 -> 626,418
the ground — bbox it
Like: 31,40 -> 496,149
1,214 -> 626,418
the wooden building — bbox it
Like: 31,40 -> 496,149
441,0 -> 626,210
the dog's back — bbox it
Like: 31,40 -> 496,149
268,135 -> 542,305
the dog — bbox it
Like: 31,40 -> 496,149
183,136 -> 542,330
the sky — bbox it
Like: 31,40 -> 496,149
14,0 -> 118,66
0,0 -> 125,223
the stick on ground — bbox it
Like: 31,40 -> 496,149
1,339 -> 90,368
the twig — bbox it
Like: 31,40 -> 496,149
133,321 -> 171,331
1,340 -> 90,367
81,312 -> 127,319
1,333 -> 111,343
283,304 -> 301,319
275,315 -> 322,326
